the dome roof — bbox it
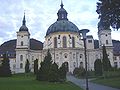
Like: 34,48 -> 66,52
46,1 -> 79,36
46,20 -> 79,36
19,25 -> 28,31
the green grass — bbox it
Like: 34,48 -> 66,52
0,74 -> 82,90
92,77 -> 120,89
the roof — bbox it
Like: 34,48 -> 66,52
0,39 -> 43,58
19,25 -> 28,31
94,40 -> 120,55
46,20 -> 79,36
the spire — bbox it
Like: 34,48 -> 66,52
60,0 -> 64,8
22,12 -> 26,26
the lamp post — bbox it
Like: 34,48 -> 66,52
79,29 -> 89,90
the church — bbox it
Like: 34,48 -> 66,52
0,1 -> 120,74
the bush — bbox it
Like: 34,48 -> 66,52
103,71 -> 120,78
73,67 -> 85,78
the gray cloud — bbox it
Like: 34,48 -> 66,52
0,0 -> 119,45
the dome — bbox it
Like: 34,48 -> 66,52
46,1 -> 79,36
19,25 -> 28,31
46,20 -> 79,36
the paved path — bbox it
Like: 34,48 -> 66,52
67,75 -> 120,90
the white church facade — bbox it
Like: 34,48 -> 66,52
0,2 -> 115,74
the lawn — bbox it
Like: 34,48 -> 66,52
92,77 -> 120,89
0,74 -> 82,90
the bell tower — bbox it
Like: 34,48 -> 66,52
16,13 -> 30,73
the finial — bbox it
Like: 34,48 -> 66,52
22,10 -> 26,25
60,0 -> 64,8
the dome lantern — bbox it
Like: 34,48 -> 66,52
57,0 -> 68,21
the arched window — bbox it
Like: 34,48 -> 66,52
20,63 -> 23,69
21,41 -> 23,46
63,36 -> 67,48
80,54 -> 83,58
80,62 -> 83,68
20,55 -> 23,61
72,37 -> 75,48
54,37 -> 57,48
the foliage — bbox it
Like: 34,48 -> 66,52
25,59 -> 30,73
59,62 -> 68,81
73,67 -> 85,78
36,50 -> 52,81
94,59 -> 103,76
102,45 -> 111,71
96,0 -> 120,30
34,59 -> 38,74
0,53 -> 11,77
48,62 -> 59,82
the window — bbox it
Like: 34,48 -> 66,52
80,54 -> 82,58
32,56 -> 34,61
58,35 -> 60,39
13,64 -> 16,70
73,54 -> 75,59
62,14 -> 64,19
21,41 -> 23,46
72,37 -> 75,48
63,36 -> 67,48
20,63 -> 23,69
20,55 -> 23,61
69,35 -> 71,38
64,53 -> 68,58
106,40 -> 108,44
73,62 -> 76,67
80,62 -> 83,68
88,40 -> 92,43
54,37 -> 57,48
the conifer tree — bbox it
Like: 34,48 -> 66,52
94,59 -> 103,76
25,59 -> 30,73
34,59 -> 38,74
48,62 -> 59,82
102,45 -> 111,71
36,50 -> 52,81
0,52 -> 11,77
59,62 -> 68,81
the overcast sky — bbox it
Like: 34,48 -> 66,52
0,0 -> 120,45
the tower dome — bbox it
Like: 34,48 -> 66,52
19,13 -> 28,31
46,1 -> 79,36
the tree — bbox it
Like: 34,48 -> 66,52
96,0 -> 120,30
58,62 -> 68,81
102,45 -> 111,71
48,62 -> 59,82
0,52 -> 11,77
25,59 -> 30,73
34,59 -> 38,74
94,59 -> 103,76
36,50 -> 52,81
